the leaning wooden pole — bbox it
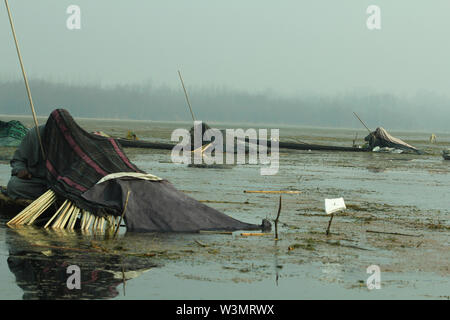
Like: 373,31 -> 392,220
114,190 -> 131,238
178,70 -> 196,122
353,112 -> 372,134
4,0 -> 45,158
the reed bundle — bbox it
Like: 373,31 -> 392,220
7,189 -> 121,234
7,190 -> 56,226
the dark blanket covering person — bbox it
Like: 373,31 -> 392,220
7,126 -> 48,200
41,109 -> 269,232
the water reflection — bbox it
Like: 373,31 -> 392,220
5,227 -> 156,300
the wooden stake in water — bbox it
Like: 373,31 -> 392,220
326,213 -> 334,236
114,190 -> 131,238
274,196 -> 282,240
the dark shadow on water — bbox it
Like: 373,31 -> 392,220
5,227 -> 157,300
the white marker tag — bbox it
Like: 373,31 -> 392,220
325,198 -> 346,215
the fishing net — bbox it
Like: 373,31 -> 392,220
0,120 -> 28,147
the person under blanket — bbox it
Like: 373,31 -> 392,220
7,125 -> 47,200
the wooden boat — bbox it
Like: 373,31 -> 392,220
117,137 -> 369,153
116,138 -> 175,150
0,188 -> 31,218
277,141 -> 368,152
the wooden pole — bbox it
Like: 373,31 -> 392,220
326,213 -> 334,236
114,190 -> 131,238
352,132 -> 358,147
353,112 -> 372,134
178,70 -> 196,122
4,0 -> 45,158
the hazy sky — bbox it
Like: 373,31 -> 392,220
1,0 -> 449,97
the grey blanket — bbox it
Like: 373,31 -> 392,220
82,178 -> 269,233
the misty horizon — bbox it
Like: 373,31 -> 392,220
1,78 -> 449,133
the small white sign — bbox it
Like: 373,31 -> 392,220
325,198 -> 346,215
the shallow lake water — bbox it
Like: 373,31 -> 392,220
0,116 -> 449,299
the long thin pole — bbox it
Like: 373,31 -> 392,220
4,0 -> 45,158
353,112 -> 371,134
178,70 -> 196,122
326,213 -> 334,236
114,190 -> 131,238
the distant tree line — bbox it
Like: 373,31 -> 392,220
0,79 -> 448,132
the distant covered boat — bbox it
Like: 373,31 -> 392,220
364,127 -> 422,154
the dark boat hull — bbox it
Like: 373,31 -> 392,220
117,138 -> 369,153
278,141 -> 368,152
117,138 -> 175,150
0,190 -> 31,218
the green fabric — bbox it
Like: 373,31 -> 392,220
0,120 -> 28,147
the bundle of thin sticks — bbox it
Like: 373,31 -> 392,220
7,190 -> 56,226
7,189 -> 121,233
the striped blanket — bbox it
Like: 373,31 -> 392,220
44,109 -> 142,213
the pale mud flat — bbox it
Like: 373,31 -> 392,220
0,117 -> 449,299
